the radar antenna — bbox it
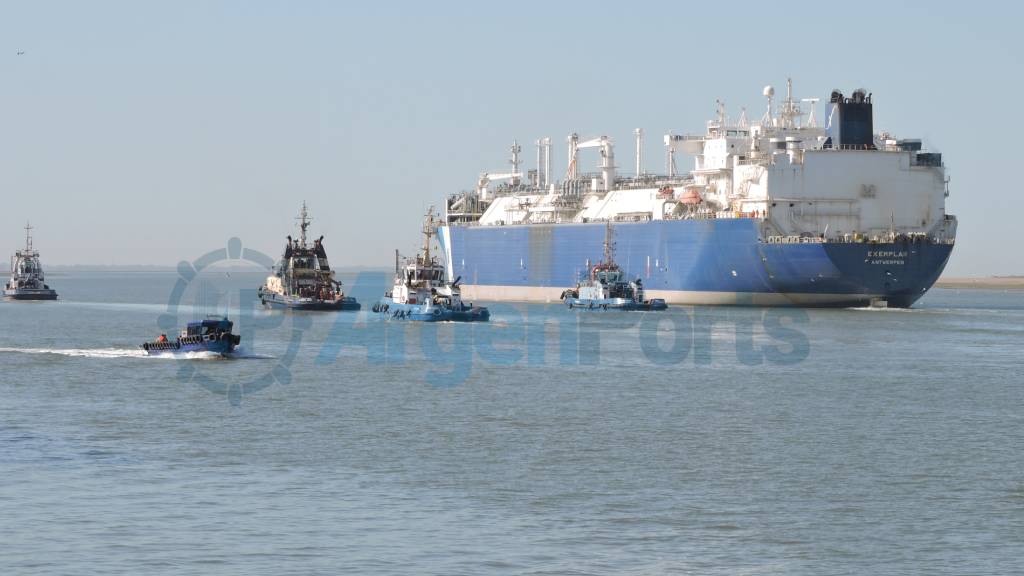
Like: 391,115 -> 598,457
761,85 -> 775,128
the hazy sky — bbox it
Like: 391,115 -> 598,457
0,1 -> 1018,276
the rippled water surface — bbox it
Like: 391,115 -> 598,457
1,270 -> 1022,575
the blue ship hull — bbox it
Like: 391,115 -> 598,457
439,219 -> 954,308
142,338 -> 237,356
261,292 -> 361,311
374,299 -> 490,322
3,289 -> 57,300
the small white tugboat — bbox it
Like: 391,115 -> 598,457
258,202 -> 360,311
560,223 -> 667,311
372,207 -> 489,322
4,222 -> 57,301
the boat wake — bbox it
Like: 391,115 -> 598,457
0,347 -> 148,359
0,346 -> 273,360
226,347 -> 275,360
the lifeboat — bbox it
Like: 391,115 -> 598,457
676,186 -> 703,205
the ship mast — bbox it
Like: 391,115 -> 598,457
24,221 -> 33,251
422,206 -> 435,265
603,221 -> 616,265
296,202 -> 311,248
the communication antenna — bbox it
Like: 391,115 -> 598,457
778,78 -> 805,128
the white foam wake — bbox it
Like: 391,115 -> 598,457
0,347 -> 148,359
227,347 -> 275,359
0,346 -> 275,360
146,349 -> 225,360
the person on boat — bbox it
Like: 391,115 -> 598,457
157,334 -> 168,343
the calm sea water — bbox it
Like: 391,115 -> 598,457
1,269 -> 1022,575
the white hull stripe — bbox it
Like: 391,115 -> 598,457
458,284 -> 879,307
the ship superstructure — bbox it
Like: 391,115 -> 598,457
440,81 -> 956,307
4,222 -> 58,301
258,203 -> 360,311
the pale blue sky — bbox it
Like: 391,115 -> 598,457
0,1 -> 1018,276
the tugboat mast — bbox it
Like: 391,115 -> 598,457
421,206 -> 435,265
296,202 -> 311,248
603,221 -> 615,265
24,222 -> 33,252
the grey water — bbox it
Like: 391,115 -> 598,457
1,269 -> 1022,575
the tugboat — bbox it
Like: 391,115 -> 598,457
258,202 -> 360,311
372,207 -> 489,322
140,316 -> 241,356
560,223 -> 668,311
3,222 -> 57,301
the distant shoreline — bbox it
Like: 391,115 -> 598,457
3,265 -> 393,274
934,277 -> 1024,289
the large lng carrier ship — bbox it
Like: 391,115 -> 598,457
440,81 -> 956,307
